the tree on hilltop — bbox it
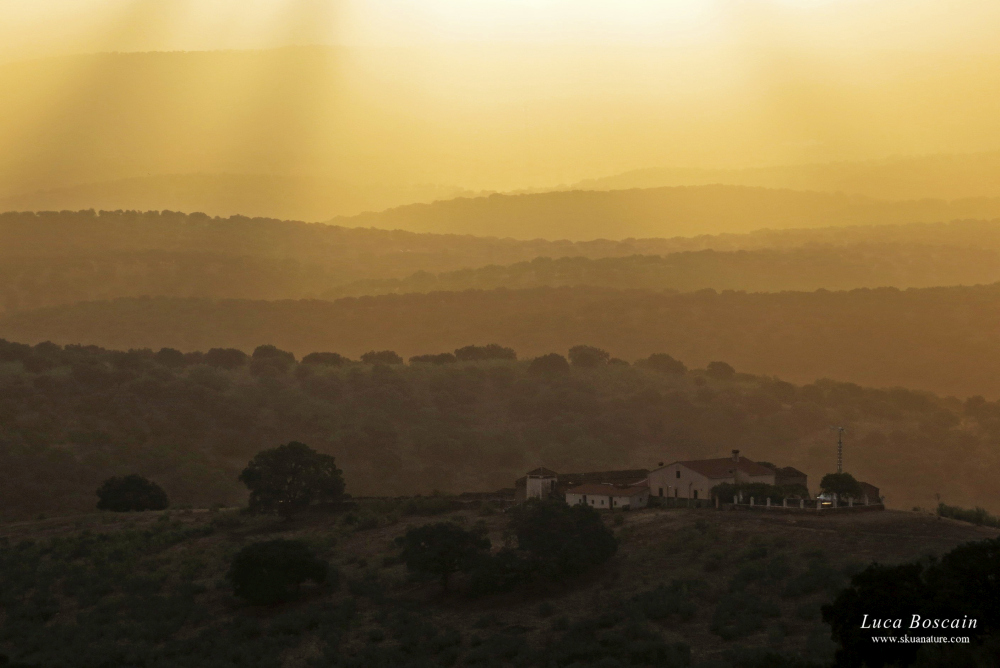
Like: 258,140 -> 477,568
96,474 -> 169,512
239,442 -> 345,518
820,472 -> 863,500
250,344 -> 296,376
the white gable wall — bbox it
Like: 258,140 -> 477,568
526,476 -> 556,499
648,463 -> 716,500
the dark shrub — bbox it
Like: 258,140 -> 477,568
227,539 -> 328,605
711,593 -> 781,640
467,549 -> 535,597
96,474 -> 169,512
527,353 -> 570,376
401,496 -> 461,516
510,499 -> 617,578
823,536 -> 1000,667
631,580 -> 703,622
397,522 -> 490,591
361,350 -> 403,365
937,503 -> 1000,528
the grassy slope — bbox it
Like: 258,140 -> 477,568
1,504 -> 995,667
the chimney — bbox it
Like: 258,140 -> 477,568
732,450 -> 740,485
732,449 -> 740,463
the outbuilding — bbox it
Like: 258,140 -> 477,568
565,482 -> 649,510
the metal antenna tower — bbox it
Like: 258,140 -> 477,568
831,426 -> 847,473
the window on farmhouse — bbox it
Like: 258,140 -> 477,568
676,470 -> 680,479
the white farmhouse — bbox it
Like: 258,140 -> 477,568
647,450 -> 775,501
565,482 -> 649,510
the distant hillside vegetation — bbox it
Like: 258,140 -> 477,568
1,337 -> 997,518
571,151 -> 1000,201
5,284 -> 1000,398
7,211 -> 1000,312
336,185 -> 1000,240
331,245 -> 1000,298
0,174 -> 474,221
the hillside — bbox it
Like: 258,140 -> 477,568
0,174 -> 474,221
10,211 -> 1000,313
572,151 -> 1000,201
7,208 -> 1000,265
7,284 -> 1000,398
8,243 -> 1000,314
335,185 -> 1000,240
330,245 -> 1000,298
2,336 -> 999,520
1,504 -> 994,668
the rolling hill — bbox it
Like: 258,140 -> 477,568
334,185 -> 1000,240
0,174 -> 475,221
6,284 -> 1000,398
1,335 -> 998,518
329,245 -> 1000,298
8,211 -> 1000,313
571,151 -> 1000,201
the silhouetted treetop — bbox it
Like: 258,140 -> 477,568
568,345 -> 610,368
528,353 -> 571,376
706,361 -> 736,380
361,350 -> 404,365
454,344 -> 517,361
301,352 -> 348,367
639,353 -> 688,375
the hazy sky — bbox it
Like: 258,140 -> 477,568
4,0 -> 1000,57
2,0 -> 1000,194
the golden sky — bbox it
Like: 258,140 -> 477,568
2,1 -> 1000,197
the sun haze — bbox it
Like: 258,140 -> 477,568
1,0 -> 1000,210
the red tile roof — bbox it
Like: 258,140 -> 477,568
671,457 -> 775,479
566,482 -> 649,497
